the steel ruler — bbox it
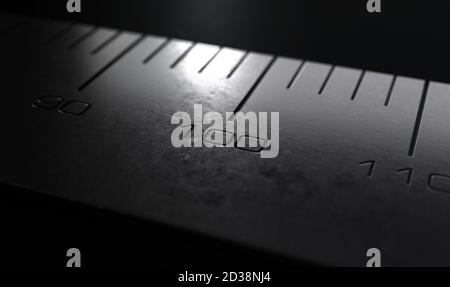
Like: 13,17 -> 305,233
2,13 -> 450,266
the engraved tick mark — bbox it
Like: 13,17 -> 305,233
78,35 -> 145,91
227,51 -> 249,79
142,39 -> 170,64
408,81 -> 429,157
318,65 -> 335,95
351,70 -> 365,100
384,75 -> 397,106
67,26 -> 98,50
198,47 -> 222,74
91,30 -> 122,55
170,43 -> 195,68
287,61 -> 306,89
233,56 -> 276,113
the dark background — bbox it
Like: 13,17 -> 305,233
2,0 -> 450,269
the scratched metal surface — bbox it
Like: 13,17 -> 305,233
3,13 -> 450,266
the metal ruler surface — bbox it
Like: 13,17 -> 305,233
2,13 -> 450,266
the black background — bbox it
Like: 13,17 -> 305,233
2,0 -> 450,270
